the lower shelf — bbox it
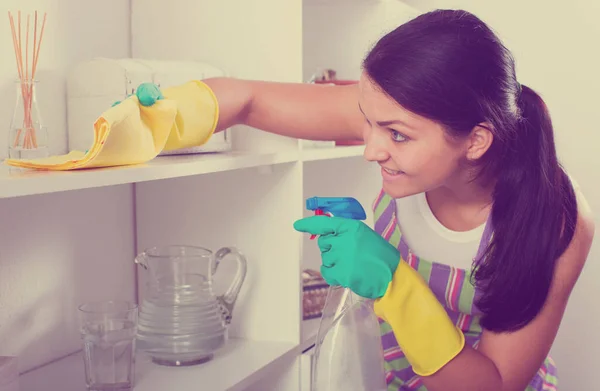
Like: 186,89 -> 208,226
301,318 -> 321,351
20,338 -> 299,391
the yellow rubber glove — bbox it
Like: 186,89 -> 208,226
161,80 -> 219,151
374,258 -> 466,376
109,80 -> 219,152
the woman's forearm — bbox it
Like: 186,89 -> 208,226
422,345 -> 503,391
202,77 -> 364,141
202,77 -> 254,131
373,261 -> 506,391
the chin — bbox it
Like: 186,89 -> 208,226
382,180 -> 423,199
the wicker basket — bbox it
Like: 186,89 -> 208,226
302,269 -> 330,320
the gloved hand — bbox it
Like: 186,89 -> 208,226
293,215 -> 400,299
295,214 -> 466,377
112,82 -> 164,107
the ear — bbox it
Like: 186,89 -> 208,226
465,123 -> 493,160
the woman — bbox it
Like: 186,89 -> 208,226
202,9 -> 595,390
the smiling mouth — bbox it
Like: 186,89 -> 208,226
382,167 -> 404,175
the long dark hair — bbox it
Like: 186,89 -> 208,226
364,9 -> 578,332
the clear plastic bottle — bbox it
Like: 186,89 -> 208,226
311,285 -> 387,391
305,196 -> 387,390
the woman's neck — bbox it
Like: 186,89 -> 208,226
426,175 -> 494,232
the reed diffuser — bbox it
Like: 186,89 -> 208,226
7,10 -> 48,160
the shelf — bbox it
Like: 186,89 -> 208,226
301,318 -> 321,352
0,151 -> 298,199
305,0 -> 382,4
20,338 -> 299,391
301,145 -> 365,162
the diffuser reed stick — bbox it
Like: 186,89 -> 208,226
8,10 -> 47,150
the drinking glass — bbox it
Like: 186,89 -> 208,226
78,300 -> 138,391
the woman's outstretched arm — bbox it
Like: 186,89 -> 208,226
203,77 -> 365,142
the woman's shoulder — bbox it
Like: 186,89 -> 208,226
553,174 -> 595,293
568,174 -> 594,235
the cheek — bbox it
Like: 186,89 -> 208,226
394,141 -> 461,179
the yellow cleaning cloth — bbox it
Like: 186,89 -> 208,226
3,80 -> 219,171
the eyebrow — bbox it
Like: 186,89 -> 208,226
358,102 -> 415,130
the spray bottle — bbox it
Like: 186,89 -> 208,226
305,196 -> 387,391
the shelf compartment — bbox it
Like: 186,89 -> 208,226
301,145 -> 365,162
20,338 -> 299,391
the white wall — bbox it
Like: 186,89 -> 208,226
303,1 -> 419,80
0,0 -> 134,372
131,0 -> 304,154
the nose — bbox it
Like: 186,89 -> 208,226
363,127 -> 390,163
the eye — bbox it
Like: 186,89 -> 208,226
390,129 -> 408,142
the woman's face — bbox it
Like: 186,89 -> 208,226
358,73 -> 471,199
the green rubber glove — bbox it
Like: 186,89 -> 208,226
111,95 -> 130,107
294,215 -> 400,299
111,82 -> 164,107
136,82 -> 164,106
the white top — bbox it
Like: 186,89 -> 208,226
395,192 -> 485,270
394,174 -> 585,271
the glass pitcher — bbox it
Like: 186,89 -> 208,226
135,245 -> 247,366
312,286 -> 388,391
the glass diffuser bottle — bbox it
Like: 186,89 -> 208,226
9,79 -> 49,160
7,10 -> 49,161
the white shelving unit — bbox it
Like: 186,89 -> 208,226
3,0 -> 419,390
0,147 -> 366,199
0,151 -> 299,199
20,339 -> 298,391
13,146 -> 372,391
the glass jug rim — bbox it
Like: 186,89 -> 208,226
78,300 -> 138,315
143,245 -> 213,258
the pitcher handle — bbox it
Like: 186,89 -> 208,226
134,252 -> 149,269
213,246 -> 247,325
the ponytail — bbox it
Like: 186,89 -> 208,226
473,84 -> 578,332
